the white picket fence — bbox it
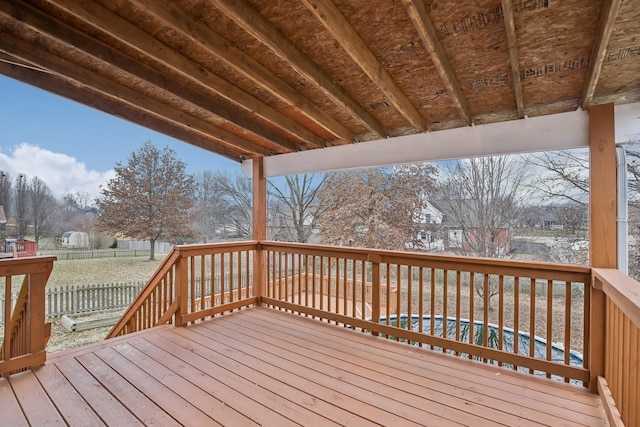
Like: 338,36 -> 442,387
0,281 -> 146,323
0,273 -> 247,324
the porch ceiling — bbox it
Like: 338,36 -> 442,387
0,1 -> 639,165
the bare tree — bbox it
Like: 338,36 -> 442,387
192,171 -> 234,242
525,150 -> 589,206
524,150 -> 590,264
268,174 -> 327,243
211,171 -> 252,238
0,171 -> 11,237
438,156 -> 530,308
96,142 -> 196,260
0,170 -> 11,214
29,176 -> 57,243
15,173 -> 29,237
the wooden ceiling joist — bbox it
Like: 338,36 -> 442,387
41,0 -> 326,149
581,0 -> 623,109
0,29 -> 272,156
500,0 -> 524,118
4,0 -> 303,154
0,58 -> 246,160
212,0 -> 388,139
131,0 -> 352,144
402,0 -> 472,125
300,0 -> 426,132
1,0 -> 638,167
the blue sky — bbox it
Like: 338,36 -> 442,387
0,76 -> 240,200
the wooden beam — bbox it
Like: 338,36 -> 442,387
589,103 -> 616,392
252,155 -> 267,302
0,59 -> 246,161
132,0 -> 350,144
590,103 -> 617,268
500,0 -> 525,118
43,0 -> 326,148
252,156 -> 267,241
244,108 -> 591,177
581,0 -> 623,109
213,0 -> 387,138
0,31 -> 271,156
402,0 -> 472,124
300,0 -> 425,132
4,0 -> 301,154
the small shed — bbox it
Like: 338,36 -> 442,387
62,231 -> 89,249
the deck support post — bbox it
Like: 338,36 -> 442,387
588,103 -> 616,392
175,254 -> 188,326
252,156 -> 267,304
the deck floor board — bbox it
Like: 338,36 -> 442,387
214,311 -> 565,426
1,307 -> 610,426
240,308 -> 607,424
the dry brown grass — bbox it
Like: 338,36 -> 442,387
46,255 -> 166,288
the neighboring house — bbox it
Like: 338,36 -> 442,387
519,204 -> 588,231
430,200 -> 512,256
62,231 -> 90,248
409,200 -> 446,251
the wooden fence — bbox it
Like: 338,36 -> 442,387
39,249 -> 152,260
1,274 -> 243,323
0,281 -> 145,323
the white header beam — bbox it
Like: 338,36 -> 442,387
242,102 -> 639,178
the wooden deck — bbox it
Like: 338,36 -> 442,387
1,307 -> 608,426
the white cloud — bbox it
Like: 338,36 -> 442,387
0,143 -> 114,203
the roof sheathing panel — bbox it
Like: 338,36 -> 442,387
332,0 -> 461,130
250,0 -> 413,131
428,0 -> 515,123
186,0 -> 361,139
593,0 -> 640,105
515,0 -> 601,115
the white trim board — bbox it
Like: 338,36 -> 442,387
242,103 -> 640,178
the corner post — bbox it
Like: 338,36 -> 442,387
588,103 -> 616,391
175,250 -> 188,327
252,157 -> 267,304
27,272 -> 46,363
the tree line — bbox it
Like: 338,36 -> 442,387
3,141 -> 640,279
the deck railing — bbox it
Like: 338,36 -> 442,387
261,242 -> 591,384
107,242 -> 258,338
592,268 -> 640,426
0,256 -> 55,377
110,241 -> 592,383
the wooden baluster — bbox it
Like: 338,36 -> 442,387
455,271 -> 461,356
407,266 -> 413,343
418,267 -> 424,347
564,281 -> 571,382
529,277 -> 535,373
343,258 -> 348,321
442,269 -> 448,352
484,274 -> 490,360
430,268 -> 435,350
468,273 -> 475,359
513,276 -> 520,369
546,279 -> 553,377
370,254 -> 381,336
498,275 -> 505,366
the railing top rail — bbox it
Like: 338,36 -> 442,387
0,256 -> 57,276
174,241 -> 259,256
259,241 -> 591,280
592,268 -> 640,329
